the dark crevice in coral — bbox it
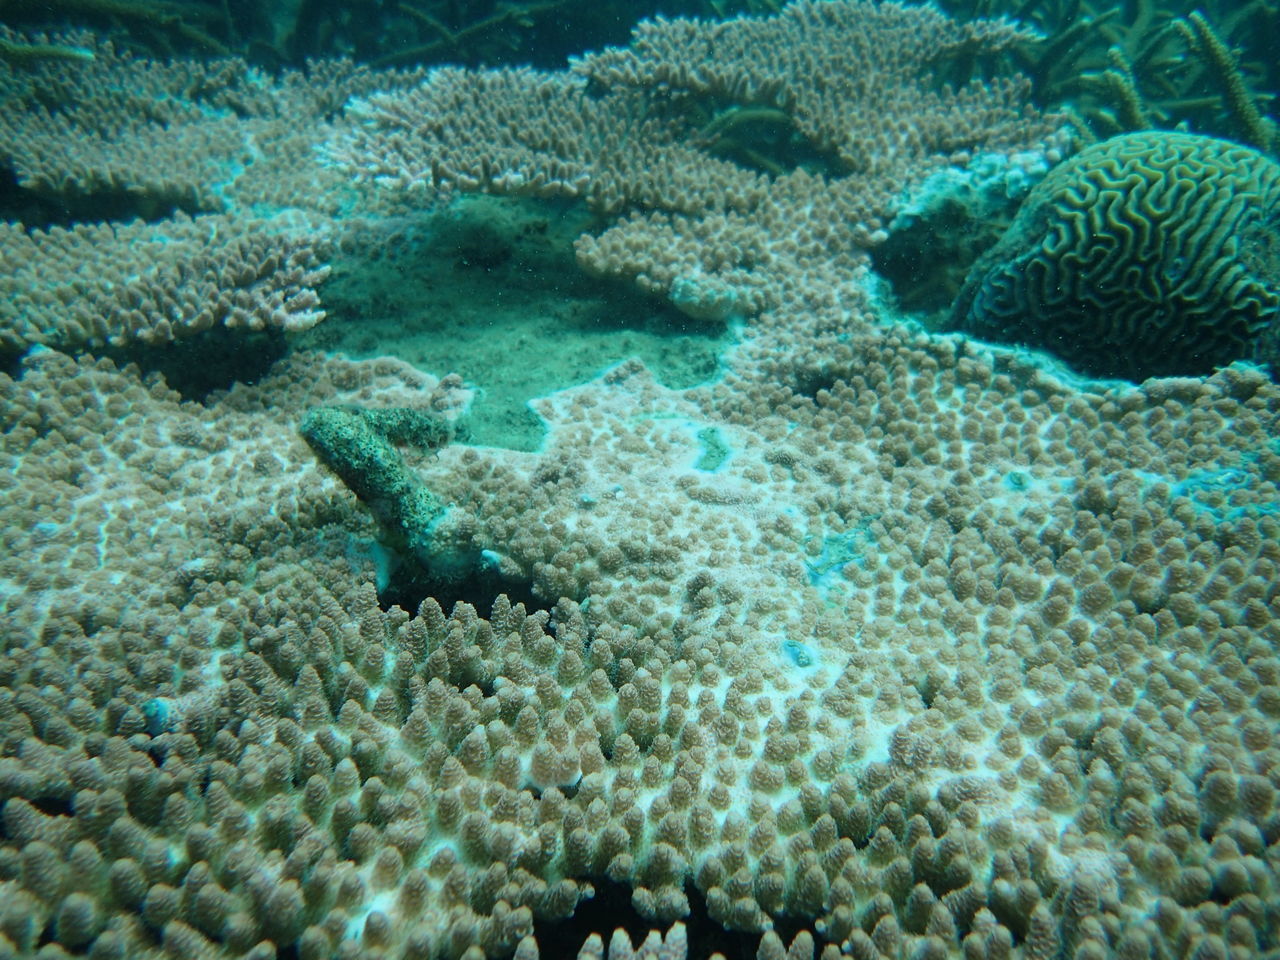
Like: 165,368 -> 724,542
376,553 -> 544,622
1,347 -> 24,384
1,796 -> 73,835
534,880 -> 819,960
0,166 -> 48,226
529,880 -> 674,959
789,370 -> 840,401
34,921 -> 55,950
100,328 -> 289,404
871,197 -> 1008,316
0,167 -> 192,231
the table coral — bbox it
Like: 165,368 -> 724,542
0,215 -> 331,352
339,0 -> 1066,321
5,303 -> 1280,960
294,292 -> 1280,955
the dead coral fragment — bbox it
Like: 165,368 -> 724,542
301,405 -> 470,576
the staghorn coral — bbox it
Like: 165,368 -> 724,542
934,0 -> 1279,150
338,0 -> 1067,320
0,33 -> 95,66
1173,11 -> 1277,154
1061,8 -> 1278,150
0,0 -> 230,55
950,131 -> 1280,380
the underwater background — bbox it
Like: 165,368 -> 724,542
1,1 -> 1280,958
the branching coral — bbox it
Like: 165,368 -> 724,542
301,405 -> 476,579
935,0 -> 1279,151
339,0 -> 1066,320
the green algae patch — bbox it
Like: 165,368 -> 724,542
302,195 -> 735,452
694,426 -> 731,472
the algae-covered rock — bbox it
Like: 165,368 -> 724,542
301,405 -> 473,577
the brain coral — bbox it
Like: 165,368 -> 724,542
950,131 -> 1280,380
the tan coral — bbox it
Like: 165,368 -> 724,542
1,13 -> 1279,960
339,0 -> 1066,319
0,214 -> 330,351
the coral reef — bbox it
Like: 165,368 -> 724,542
0,3 -> 1278,959
0,0 -> 814,72
950,131 -> 1280,380
868,3 -> 1280,326
870,148 -> 1057,314
338,0 -> 1067,321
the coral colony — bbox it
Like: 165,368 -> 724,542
1,2 -> 1279,960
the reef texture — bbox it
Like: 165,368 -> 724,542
0,215 -> 330,351
5,309 -> 1280,958
0,28 -> 423,353
338,0 -> 1067,321
0,28 -> 425,218
2,3 -> 1280,960
951,131 -> 1280,381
